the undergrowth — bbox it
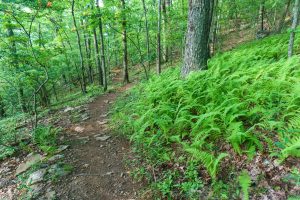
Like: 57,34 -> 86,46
113,34 -> 300,199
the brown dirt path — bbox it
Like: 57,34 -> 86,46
54,83 -> 141,200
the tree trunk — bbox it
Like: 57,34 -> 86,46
121,0 -> 130,83
259,1 -> 265,32
141,0 -> 151,71
157,0 -> 162,74
277,0 -> 292,33
81,19 -> 93,84
71,0 -> 87,94
93,28 -> 103,86
7,22 -> 28,113
0,96 -> 5,118
18,87 -> 28,113
98,9 -> 108,91
211,0 -> 219,55
181,0 -> 214,77
288,0 -> 300,57
162,0 -> 169,63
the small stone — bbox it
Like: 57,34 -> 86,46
94,134 -> 104,138
27,169 -> 47,185
16,153 -> 43,175
64,107 -> 74,113
100,114 -> 108,118
95,136 -> 111,142
106,172 -> 113,176
74,126 -> 85,133
48,155 -> 64,163
97,121 -> 108,125
104,100 -> 109,104
83,164 -> 89,168
45,190 -> 56,200
56,145 -> 69,153
82,117 -> 90,121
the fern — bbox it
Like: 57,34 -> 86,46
184,145 -> 228,180
281,136 -> 300,159
238,170 -> 251,200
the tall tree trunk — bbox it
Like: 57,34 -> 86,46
277,0 -> 292,33
7,22 -> 28,113
18,88 -> 28,113
162,0 -> 169,63
93,28 -> 103,86
141,0 -> 151,71
288,0 -> 300,57
259,1 -> 265,32
0,96 -> 5,118
81,19 -> 93,84
157,0 -> 162,74
181,0 -> 214,77
98,8 -> 108,91
71,0 -> 87,94
121,0 -> 129,83
211,0 -> 219,55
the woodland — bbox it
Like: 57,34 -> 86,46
0,0 -> 300,199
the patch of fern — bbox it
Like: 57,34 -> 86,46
113,33 -> 300,198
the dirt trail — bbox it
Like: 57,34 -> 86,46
54,83 -> 141,200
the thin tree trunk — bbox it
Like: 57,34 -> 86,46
181,0 -> 214,77
277,0 -> 292,33
288,0 -> 300,57
98,8 -> 108,91
81,19 -> 93,84
121,0 -> 129,83
0,96 -> 5,118
141,0 -> 151,71
259,1 -> 265,32
7,22 -> 28,113
93,28 -> 103,86
157,0 -> 162,74
211,0 -> 219,55
71,0 -> 87,94
162,0 -> 169,63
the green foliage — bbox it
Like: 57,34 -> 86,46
32,125 -> 59,154
238,170 -> 251,200
113,33 -> 300,198
281,136 -> 300,159
184,146 -> 228,180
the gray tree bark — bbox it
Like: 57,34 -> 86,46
181,0 -> 214,77
157,0 -> 162,74
98,8 -> 108,91
71,0 -> 87,94
288,0 -> 300,57
93,28 -> 103,86
277,0 -> 292,33
141,0 -> 151,70
121,0 -> 129,83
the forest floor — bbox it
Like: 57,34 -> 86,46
53,81 -> 143,200
52,71 -> 145,199
0,71 -> 144,200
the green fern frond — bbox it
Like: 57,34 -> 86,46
184,146 -> 228,180
238,170 -> 251,200
282,136 -> 300,159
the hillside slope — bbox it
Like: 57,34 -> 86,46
113,34 -> 300,199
